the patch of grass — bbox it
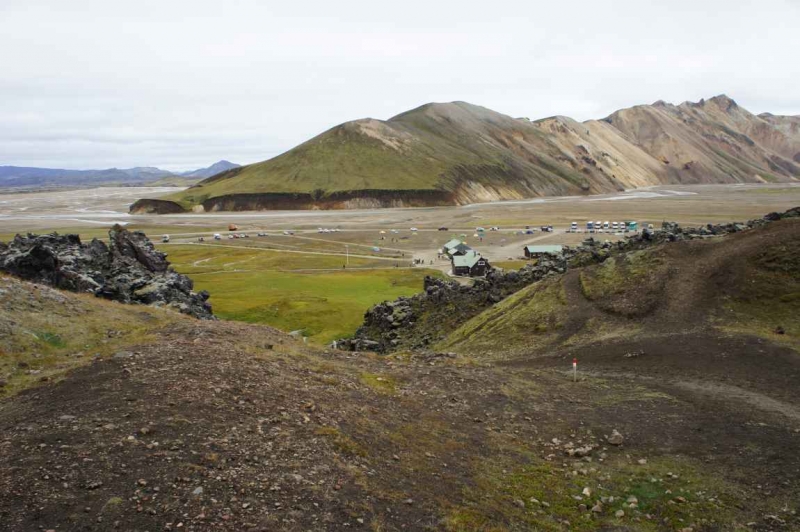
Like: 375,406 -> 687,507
163,245 -> 440,343
100,497 -> 124,515
163,243 -> 389,273
445,453 -> 743,532
716,238 -> 800,347
35,331 -> 66,348
438,277 -> 567,356
315,426 -> 368,457
0,275 -> 182,397
359,372 -> 398,394
492,260 -> 529,271
579,250 -> 661,300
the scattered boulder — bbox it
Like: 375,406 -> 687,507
0,225 -> 214,319
607,429 -> 624,446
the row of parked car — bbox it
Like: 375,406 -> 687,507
568,221 -> 640,233
164,230 -> 300,243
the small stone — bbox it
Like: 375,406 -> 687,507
582,487 -> 592,497
607,429 -> 624,446
615,510 -> 625,518
137,479 -> 147,486
192,487 -> 203,496
404,498 -> 414,505
513,499 -> 525,508
637,458 -> 647,465
591,502 -> 603,513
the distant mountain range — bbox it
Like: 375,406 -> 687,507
132,95 -> 799,213
0,160 -> 240,188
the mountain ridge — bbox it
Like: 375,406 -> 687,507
137,94 -> 799,213
0,160 -> 240,189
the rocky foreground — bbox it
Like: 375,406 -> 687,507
0,225 -> 213,319
2,212 -> 800,530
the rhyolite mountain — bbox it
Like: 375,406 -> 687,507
131,95 -> 800,213
0,160 -> 240,188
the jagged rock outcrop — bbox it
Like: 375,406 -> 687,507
0,225 -> 213,319
339,207 -> 800,352
338,256 -> 571,352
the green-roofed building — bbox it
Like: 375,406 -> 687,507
442,238 -> 472,257
523,245 -> 563,259
451,250 -> 491,277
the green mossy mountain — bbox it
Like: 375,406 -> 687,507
132,97 -> 800,213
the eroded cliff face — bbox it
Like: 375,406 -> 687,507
129,198 -> 188,214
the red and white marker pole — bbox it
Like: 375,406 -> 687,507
572,357 -> 577,382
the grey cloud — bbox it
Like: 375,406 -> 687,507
1,0 -> 798,170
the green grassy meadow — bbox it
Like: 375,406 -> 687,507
164,244 -> 440,343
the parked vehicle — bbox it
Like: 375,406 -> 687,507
213,233 -> 221,240
438,226 -> 448,231
161,235 -> 170,243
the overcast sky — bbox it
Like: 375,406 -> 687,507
1,0 -> 798,171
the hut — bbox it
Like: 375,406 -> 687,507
452,251 -> 491,277
442,238 -> 472,257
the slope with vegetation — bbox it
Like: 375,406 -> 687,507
133,95 -> 800,213
2,236 -> 800,530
